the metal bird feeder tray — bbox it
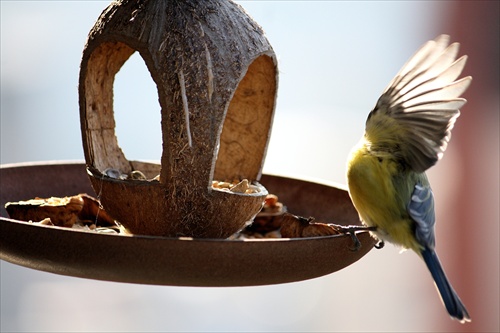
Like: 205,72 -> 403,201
79,0 -> 277,238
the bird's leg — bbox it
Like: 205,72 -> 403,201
334,225 -> 378,252
348,231 -> 362,252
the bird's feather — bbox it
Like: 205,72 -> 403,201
367,35 -> 472,173
421,247 -> 471,323
408,183 -> 436,249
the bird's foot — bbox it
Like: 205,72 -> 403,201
336,225 -> 377,252
374,239 -> 385,249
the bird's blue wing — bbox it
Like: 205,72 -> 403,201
410,184 -> 471,322
408,183 -> 436,249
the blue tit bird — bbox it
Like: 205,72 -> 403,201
346,35 -> 472,323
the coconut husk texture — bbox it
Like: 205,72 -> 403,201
78,0 -> 278,238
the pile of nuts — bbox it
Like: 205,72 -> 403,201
211,179 -> 261,194
5,194 -> 122,234
102,168 -> 263,195
6,189 -> 342,240
230,194 -> 286,239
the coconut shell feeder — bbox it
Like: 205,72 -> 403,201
80,0 -> 277,238
0,0 -> 376,287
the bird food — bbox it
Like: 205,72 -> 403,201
5,192 -> 349,241
5,193 -> 118,232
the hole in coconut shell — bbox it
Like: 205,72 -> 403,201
213,54 -> 277,183
114,52 -> 161,165
83,41 -> 163,180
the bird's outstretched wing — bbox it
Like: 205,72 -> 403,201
368,35 -> 472,172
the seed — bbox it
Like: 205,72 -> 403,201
129,170 -> 147,180
103,168 -> 122,179
230,179 -> 249,193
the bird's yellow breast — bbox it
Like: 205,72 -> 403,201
346,142 -> 421,251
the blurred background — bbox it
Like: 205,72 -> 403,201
1,1 -> 498,332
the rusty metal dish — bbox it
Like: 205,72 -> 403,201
0,161 -> 375,286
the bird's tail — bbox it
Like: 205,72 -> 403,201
421,247 -> 471,323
